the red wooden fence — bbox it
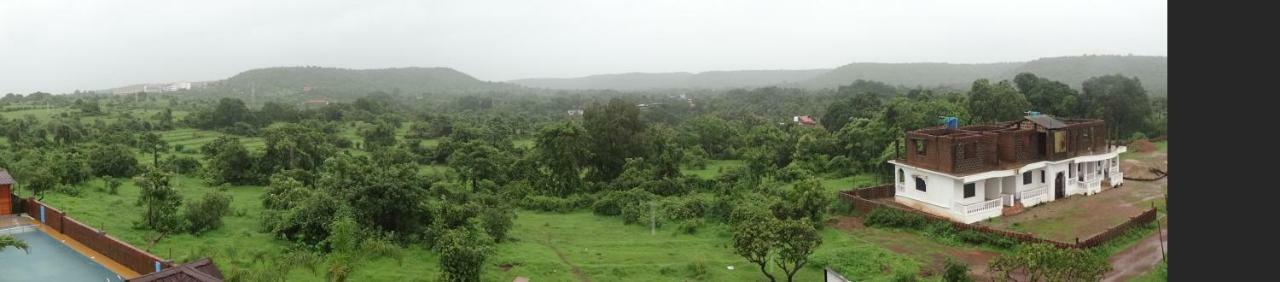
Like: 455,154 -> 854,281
25,199 -> 173,275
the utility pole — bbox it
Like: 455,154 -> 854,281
650,201 -> 656,235
1155,202 -> 1166,262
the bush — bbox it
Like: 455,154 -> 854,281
165,155 -> 203,175
519,195 -> 589,213
184,190 -> 233,235
864,208 -> 929,229
592,188 -> 657,216
621,202 -> 660,226
686,260 -> 708,280
659,194 -> 713,221
104,176 -> 122,194
676,219 -> 704,234
943,259 -> 972,282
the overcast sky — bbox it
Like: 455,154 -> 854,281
1,0 -> 1166,94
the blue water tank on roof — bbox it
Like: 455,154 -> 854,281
943,117 -> 959,129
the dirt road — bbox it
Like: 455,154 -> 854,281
1102,227 -> 1167,282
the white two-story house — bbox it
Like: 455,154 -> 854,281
889,115 -> 1125,224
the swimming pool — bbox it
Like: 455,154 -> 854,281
0,225 -> 125,282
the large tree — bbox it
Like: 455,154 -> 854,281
139,132 -> 168,167
448,140 -> 510,191
261,123 -> 335,173
135,168 -> 183,232
532,122 -> 591,196
1014,73 -> 1080,117
583,98 -> 647,182
360,121 -> 398,149
822,81 -> 887,131
1081,75 -> 1152,140
966,79 -> 1031,123
89,144 -> 140,178
201,135 -> 259,185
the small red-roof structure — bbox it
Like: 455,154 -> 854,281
127,258 -> 224,282
1,168 -> 14,215
793,115 -> 816,126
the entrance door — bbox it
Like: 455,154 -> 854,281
1054,172 -> 1065,199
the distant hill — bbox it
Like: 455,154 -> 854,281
792,62 -> 1021,90
510,69 -> 830,90
512,55 -> 1168,96
999,55 -> 1167,96
196,66 -> 519,98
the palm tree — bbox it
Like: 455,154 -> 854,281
0,235 -> 29,254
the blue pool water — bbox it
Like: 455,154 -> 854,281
0,226 -> 125,282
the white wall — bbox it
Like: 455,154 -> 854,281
895,165 -> 959,209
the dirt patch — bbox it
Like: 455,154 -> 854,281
498,263 -> 516,272
1130,139 -> 1156,153
1103,227 -> 1168,282
831,216 -> 865,231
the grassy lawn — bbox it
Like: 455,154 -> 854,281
817,174 -> 881,194
0,107 -> 74,120
29,174 -> 932,281
499,211 -> 923,281
681,159 -> 745,179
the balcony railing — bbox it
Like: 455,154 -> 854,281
1018,185 -> 1049,206
957,198 -> 1003,215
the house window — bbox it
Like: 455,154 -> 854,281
1054,131 -> 1067,153
964,183 -> 976,198
914,139 -> 927,155
915,177 -> 927,192
898,169 -> 905,183
1022,171 -> 1032,185
1040,171 -> 1046,183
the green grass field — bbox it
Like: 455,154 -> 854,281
682,159 -> 745,179
31,173 -> 932,281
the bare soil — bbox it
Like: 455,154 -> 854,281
831,216 -> 1000,280
1103,227 -> 1168,282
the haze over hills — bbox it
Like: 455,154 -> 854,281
510,69 -> 831,90
97,66 -> 519,99
510,55 -> 1168,96
95,55 -> 1166,98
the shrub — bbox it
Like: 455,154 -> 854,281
686,260 -> 708,280
481,206 -> 515,243
592,188 -> 656,216
184,190 -> 233,235
943,259 -> 972,282
106,178 -> 123,195
676,219 -> 704,234
660,193 -> 714,221
519,195 -> 589,213
165,155 -> 203,175
621,202 -> 660,226
864,208 -> 928,229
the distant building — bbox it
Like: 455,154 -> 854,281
303,97 -> 331,108
792,115 -> 816,126
567,109 -> 584,116
164,82 -> 192,92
